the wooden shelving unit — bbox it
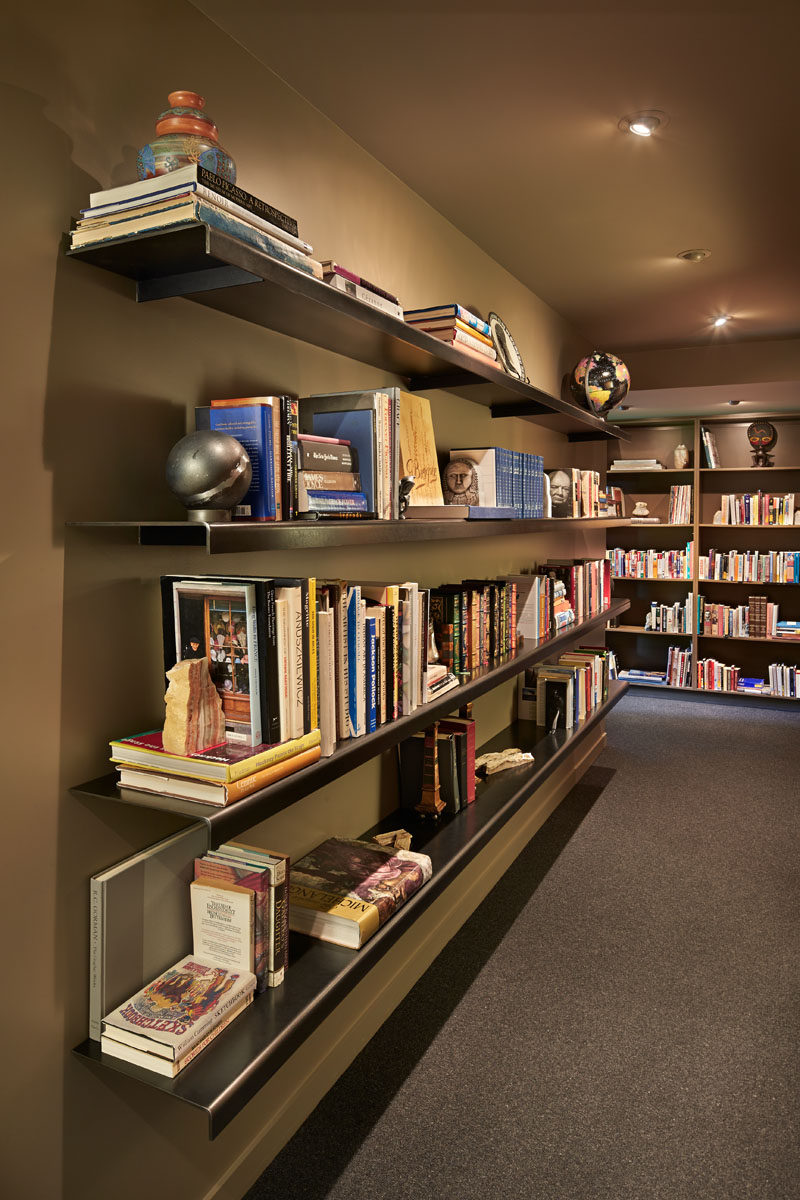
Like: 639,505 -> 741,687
66,224 -> 627,441
73,679 -> 628,1139
605,415 -> 800,696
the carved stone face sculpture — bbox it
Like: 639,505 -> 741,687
443,458 -> 479,506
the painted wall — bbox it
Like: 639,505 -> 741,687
2,5 -> 607,1198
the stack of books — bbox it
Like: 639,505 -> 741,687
320,260 -> 403,320
100,956 -> 256,1077
404,304 -> 498,365
608,458 -> 664,472
297,434 -> 368,515
68,163 -> 322,278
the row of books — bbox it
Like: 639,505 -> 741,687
718,491 -> 796,525
398,716 -> 477,817
696,595 -> 788,639
545,467 -> 601,519
607,545 -> 694,580
517,646 -> 616,731
98,834 -> 434,1074
446,447 -> 546,517
698,549 -> 800,583
696,657 -> 741,691
198,388 -> 570,523
405,304 -> 498,364
645,595 -> 693,633
668,484 -> 692,524
69,163 -> 323,278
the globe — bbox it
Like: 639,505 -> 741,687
570,351 -> 630,417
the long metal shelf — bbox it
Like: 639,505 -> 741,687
621,679 -> 800,702
68,515 -> 632,553
66,224 -> 626,440
71,598 -> 629,842
72,679 -> 628,1138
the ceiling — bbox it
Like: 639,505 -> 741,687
193,0 -> 800,364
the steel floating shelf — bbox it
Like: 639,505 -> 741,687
71,598 -> 630,841
68,515 -> 632,553
73,679 -> 628,1138
66,224 -> 626,440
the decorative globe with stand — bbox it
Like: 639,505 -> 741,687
166,430 -> 252,523
137,90 -> 236,181
569,351 -> 630,417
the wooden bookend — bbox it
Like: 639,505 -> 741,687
373,830 -> 413,851
162,657 -> 226,755
416,722 -> 445,818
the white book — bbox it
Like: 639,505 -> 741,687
81,183 -> 313,255
275,585 -> 304,739
190,878 -> 255,974
317,607 -> 337,757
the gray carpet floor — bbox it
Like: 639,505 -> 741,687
244,693 -> 799,1200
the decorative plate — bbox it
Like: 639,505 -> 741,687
487,313 -> 527,382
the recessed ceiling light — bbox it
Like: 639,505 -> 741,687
677,248 -> 711,263
619,109 -> 670,137
713,315 -> 731,327
728,399 -> 741,406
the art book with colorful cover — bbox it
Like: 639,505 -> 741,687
289,837 -> 433,949
101,955 -> 256,1062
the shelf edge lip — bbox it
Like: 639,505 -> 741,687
72,680 -> 628,1137
65,516 -> 633,552
69,598 -> 630,840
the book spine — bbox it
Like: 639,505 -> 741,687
303,491 -> 369,512
88,878 -> 104,1041
196,164 -> 299,237
322,263 -> 400,305
365,615 -> 378,734
347,587 -> 362,737
227,729 -> 321,783
208,405 -> 276,521
298,470 -> 361,491
297,441 -> 355,471
307,578 -> 317,733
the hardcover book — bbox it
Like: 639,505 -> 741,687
101,955 -> 256,1062
289,837 -> 433,949
115,744 -> 322,806
110,727 -> 321,782
88,823 -> 208,1042
88,163 -> 299,237
398,391 -> 444,505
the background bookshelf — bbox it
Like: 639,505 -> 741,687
605,415 -> 800,698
